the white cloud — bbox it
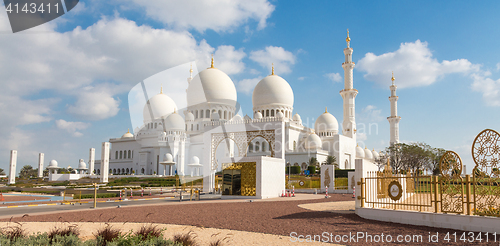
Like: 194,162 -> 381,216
130,0 -> 275,32
325,72 -> 342,83
55,119 -> 91,137
250,46 -> 296,74
358,105 -> 383,122
68,89 -> 121,121
214,45 -> 246,74
497,63 -> 500,71
357,40 -> 480,88
357,133 -> 367,141
237,77 -> 262,95
471,74 -> 500,106
297,77 -> 305,81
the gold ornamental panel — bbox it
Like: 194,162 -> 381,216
472,129 -> 500,216
222,162 -> 256,196
439,151 -> 464,214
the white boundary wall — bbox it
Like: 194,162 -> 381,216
356,208 -> 500,233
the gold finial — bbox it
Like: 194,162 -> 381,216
325,107 -> 328,113
160,84 -> 163,94
346,29 -> 351,47
189,63 -> 193,74
271,63 -> 275,75
391,71 -> 395,82
127,128 -> 130,133
174,108 -> 177,114
210,54 -> 214,68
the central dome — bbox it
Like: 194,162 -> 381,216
252,75 -> 294,108
143,92 -> 177,123
187,68 -> 237,107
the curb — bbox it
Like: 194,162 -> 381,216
0,197 -> 174,208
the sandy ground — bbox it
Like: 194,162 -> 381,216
0,222 -> 336,246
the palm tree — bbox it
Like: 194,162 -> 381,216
308,157 -> 319,168
323,155 -> 338,169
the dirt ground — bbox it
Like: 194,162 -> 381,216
2,194 -> 498,245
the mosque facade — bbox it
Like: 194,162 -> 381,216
93,32 -> 394,178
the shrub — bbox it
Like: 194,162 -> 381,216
73,193 -> 118,199
334,169 -> 355,178
307,166 -> 316,175
285,166 -> 301,175
135,224 -> 164,240
93,225 -> 121,246
173,231 -> 197,246
2,225 -> 26,241
48,225 -> 80,243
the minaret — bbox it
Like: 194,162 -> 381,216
388,72 -> 401,145
187,63 -> 193,84
340,29 -> 358,140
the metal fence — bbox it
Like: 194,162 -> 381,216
359,129 -> 500,217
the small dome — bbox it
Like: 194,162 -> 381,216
165,112 -> 185,131
187,68 -> 237,107
293,113 -> 301,121
372,149 -> 380,160
254,111 -> 262,119
163,153 -> 173,162
211,112 -> 220,120
143,92 -> 177,123
252,75 -> 294,109
78,159 -> 87,169
49,160 -> 58,168
305,133 -> 322,150
121,129 -> 134,138
364,147 -> 373,160
315,110 -> 339,134
276,111 -> 284,118
192,156 -> 200,164
185,112 -> 194,121
232,114 -> 242,121
356,145 -> 365,158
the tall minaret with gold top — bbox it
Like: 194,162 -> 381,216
388,72 -> 401,145
340,29 -> 358,140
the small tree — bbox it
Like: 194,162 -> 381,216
308,157 -> 319,168
323,156 -> 338,169
19,165 -> 37,179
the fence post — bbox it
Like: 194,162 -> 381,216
357,178 -> 365,207
465,175 -> 471,215
433,176 -> 439,213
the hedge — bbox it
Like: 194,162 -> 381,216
334,169 -> 355,178
286,166 -> 301,175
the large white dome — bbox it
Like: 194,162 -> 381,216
165,112 -> 185,131
143,93 -> 177,123
364,147 -> 373,160
186,68 -> 237,107
356,145 -> 365,158
252,75 -> 294,108
315,110 -> 339,134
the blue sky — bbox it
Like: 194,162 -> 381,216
1,0 -> 499,174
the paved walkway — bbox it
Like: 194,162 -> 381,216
298,200 -> 355,214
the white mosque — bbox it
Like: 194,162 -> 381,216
90,31 -> 400,181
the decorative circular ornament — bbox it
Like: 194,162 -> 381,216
439,151 -> 463,178
299,180 -> 305,187
388,180 -> 403,201
472,129 -> 500,175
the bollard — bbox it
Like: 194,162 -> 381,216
130,188 -> 133,198
149,188 -> 152,196
141,188 -> 144,197
325,186 -> 328,198
119,190 -> 122,201
292,186 -> 295,197
161,187 -> 163,195
352,186 -> 355,198
281,190 -> 284,197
